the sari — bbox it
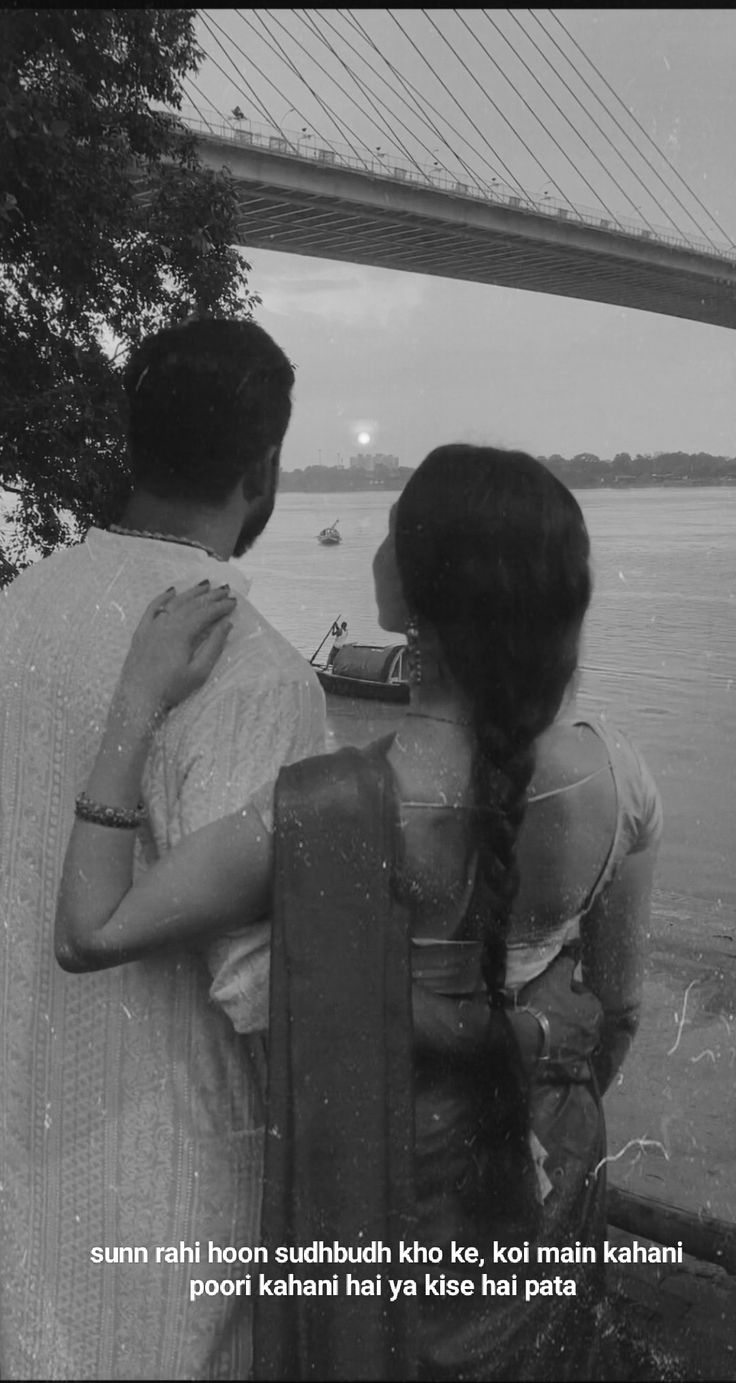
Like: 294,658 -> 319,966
254,745 -> 606,1382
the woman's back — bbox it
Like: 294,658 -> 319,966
386,715 -> 656,955
377,725 -> 623,1380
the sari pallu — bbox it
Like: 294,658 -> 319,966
254,748 -> 418,1382
254,746 -> 607,1382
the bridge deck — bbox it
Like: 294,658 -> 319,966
196,133 -> 736,330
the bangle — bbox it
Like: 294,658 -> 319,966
75,792 -> 148,830
515,1005 -> 552,1063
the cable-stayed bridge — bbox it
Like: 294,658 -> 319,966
186,10 -> 736,329
190,115 -> 736,329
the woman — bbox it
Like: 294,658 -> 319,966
57,446 -> 661,1381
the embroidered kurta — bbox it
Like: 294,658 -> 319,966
0,529 -> 326,1381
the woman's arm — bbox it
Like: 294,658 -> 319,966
55,582 -> 276,970
56,796 -> 273,971
580,845 -> 656,1094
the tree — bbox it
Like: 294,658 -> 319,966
0,9 -> 258,581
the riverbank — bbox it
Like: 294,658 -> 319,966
279,455 -> 736,492
602,1224 -> 735,1381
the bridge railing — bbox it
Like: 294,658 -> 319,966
178,109 -> 736,265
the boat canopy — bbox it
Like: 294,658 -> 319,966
331,643 -> 405,683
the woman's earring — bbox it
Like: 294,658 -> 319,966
405,616 -> 423,685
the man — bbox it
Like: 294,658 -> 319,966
0,319 -> 326,1380
325,619 -> 348,670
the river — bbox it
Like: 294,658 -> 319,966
238,486 -> 736,1222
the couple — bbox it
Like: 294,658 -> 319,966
0,318 -> 660,1380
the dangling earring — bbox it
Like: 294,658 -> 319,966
405,615 -> 423,685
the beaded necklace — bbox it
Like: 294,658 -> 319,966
405,710 -> 473,728
108,524 -> 225,562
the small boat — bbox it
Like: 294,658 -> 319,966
316,641 -> 409,704
317,519 -> 341,545
310,619 -> 409,706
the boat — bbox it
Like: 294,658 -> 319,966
310,618 -> 409,705
317,519 -> 341,545
315,640 -> 409,704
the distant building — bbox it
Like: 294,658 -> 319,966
349,452 -> 400,472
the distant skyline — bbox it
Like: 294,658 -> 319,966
193,9 -> 736,470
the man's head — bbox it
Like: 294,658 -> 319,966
123,319 -> 295,555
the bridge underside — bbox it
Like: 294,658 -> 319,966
193,136 -> 736,328
232,185 -> 736,328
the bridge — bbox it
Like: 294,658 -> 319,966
189,117 -> 736,331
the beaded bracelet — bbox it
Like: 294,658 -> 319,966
75,792 -> 148,830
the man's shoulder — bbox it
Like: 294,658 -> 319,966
219,590 -> 319,691
0,544 -> 92,639
2,541 -> 88,594
160,593 -> 325,747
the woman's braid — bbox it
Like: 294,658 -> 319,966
396,445 -> 592,1232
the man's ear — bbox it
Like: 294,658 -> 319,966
241,445 -> 278,501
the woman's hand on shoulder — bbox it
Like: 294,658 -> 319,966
116,581 -> 236,722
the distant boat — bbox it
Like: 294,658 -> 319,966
317,519 -> 341,545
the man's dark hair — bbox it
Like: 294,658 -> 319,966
123,319 -> 295,504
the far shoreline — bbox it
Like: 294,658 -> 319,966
280,454 -> 736,493
280,477 -> 736,493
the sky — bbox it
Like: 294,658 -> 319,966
190,9 -> 736,469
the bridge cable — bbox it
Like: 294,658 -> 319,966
301,8 -> 455,179
299,8 -> 464,183
506,8 -> 688,237
181,78 -> 218,132
543,9 -> 734,249
350,9 -> 511,191
223,9 -> 365,164
388,9 -> 529,199
257,7 -> 389,160
338,9 -> 488,193
238,8 -> 372,167
185,80 -> 233,130
280,9 -> 431,176
457,9 -> 630,229
506,10 -> 702,246
198,12 -> 283,131
210,8 -> 351,158
421,8 -> 577,212
478,10 -> 659,233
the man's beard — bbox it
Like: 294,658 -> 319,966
232,468 -> 278,558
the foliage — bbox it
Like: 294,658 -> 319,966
0,9 -> 258,580
541,451 -> 736,488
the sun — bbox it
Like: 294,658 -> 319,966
357,431 -> 371,445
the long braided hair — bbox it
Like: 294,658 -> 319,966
395,445 -> 592,1232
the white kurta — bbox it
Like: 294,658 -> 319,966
0,529 -> 326,1381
